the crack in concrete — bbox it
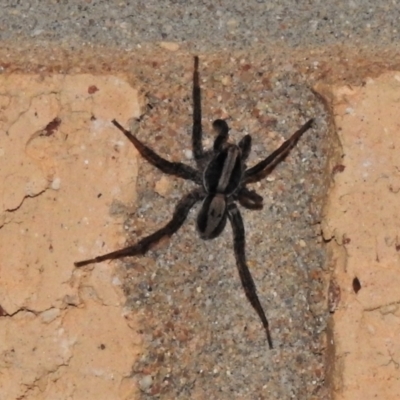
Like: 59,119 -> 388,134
364,300 -> 400,313
4,187 -> 47,213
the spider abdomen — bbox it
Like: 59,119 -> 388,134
203,145 -> 243,196
197,194 -> 228,240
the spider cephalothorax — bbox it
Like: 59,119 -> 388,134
75,56 -> 314,349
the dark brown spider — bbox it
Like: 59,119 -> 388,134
75,56 -> 314,349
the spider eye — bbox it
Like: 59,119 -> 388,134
197,194 -> 227,240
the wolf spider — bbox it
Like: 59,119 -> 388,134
75,56 -> 313,349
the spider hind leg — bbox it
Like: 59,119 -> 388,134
75,188 -> 204,267
227,202 -> 273,349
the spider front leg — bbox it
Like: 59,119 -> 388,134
75,188 -> 204,267
236,187 -> 263,210
212,119 -> 229,151
192,56 -> 204,164
227,202 -> 273,349
112,119 -> 201,184
244,118 -> 314,184
238,134 -> 252,162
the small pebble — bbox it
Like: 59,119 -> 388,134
139,375 -> 153,392
51,177 -> 61,190
183,149 -> 193,159
159,42 -> 180,51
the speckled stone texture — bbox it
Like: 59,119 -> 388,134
106,53 -> 330,399
1,1 -> 400,51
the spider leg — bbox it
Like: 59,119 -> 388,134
192,56 -> 204,163
244,118 -> 313,184
212,119 -> 229,152
238,134 -> 252,162
227,202 -> 273,348
112,119 -> 201,184
237,187 -> 263,210
75,188 -> 204,267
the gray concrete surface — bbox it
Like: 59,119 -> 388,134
1,1 -> 399,51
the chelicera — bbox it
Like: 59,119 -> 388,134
75,56 -> 314,349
